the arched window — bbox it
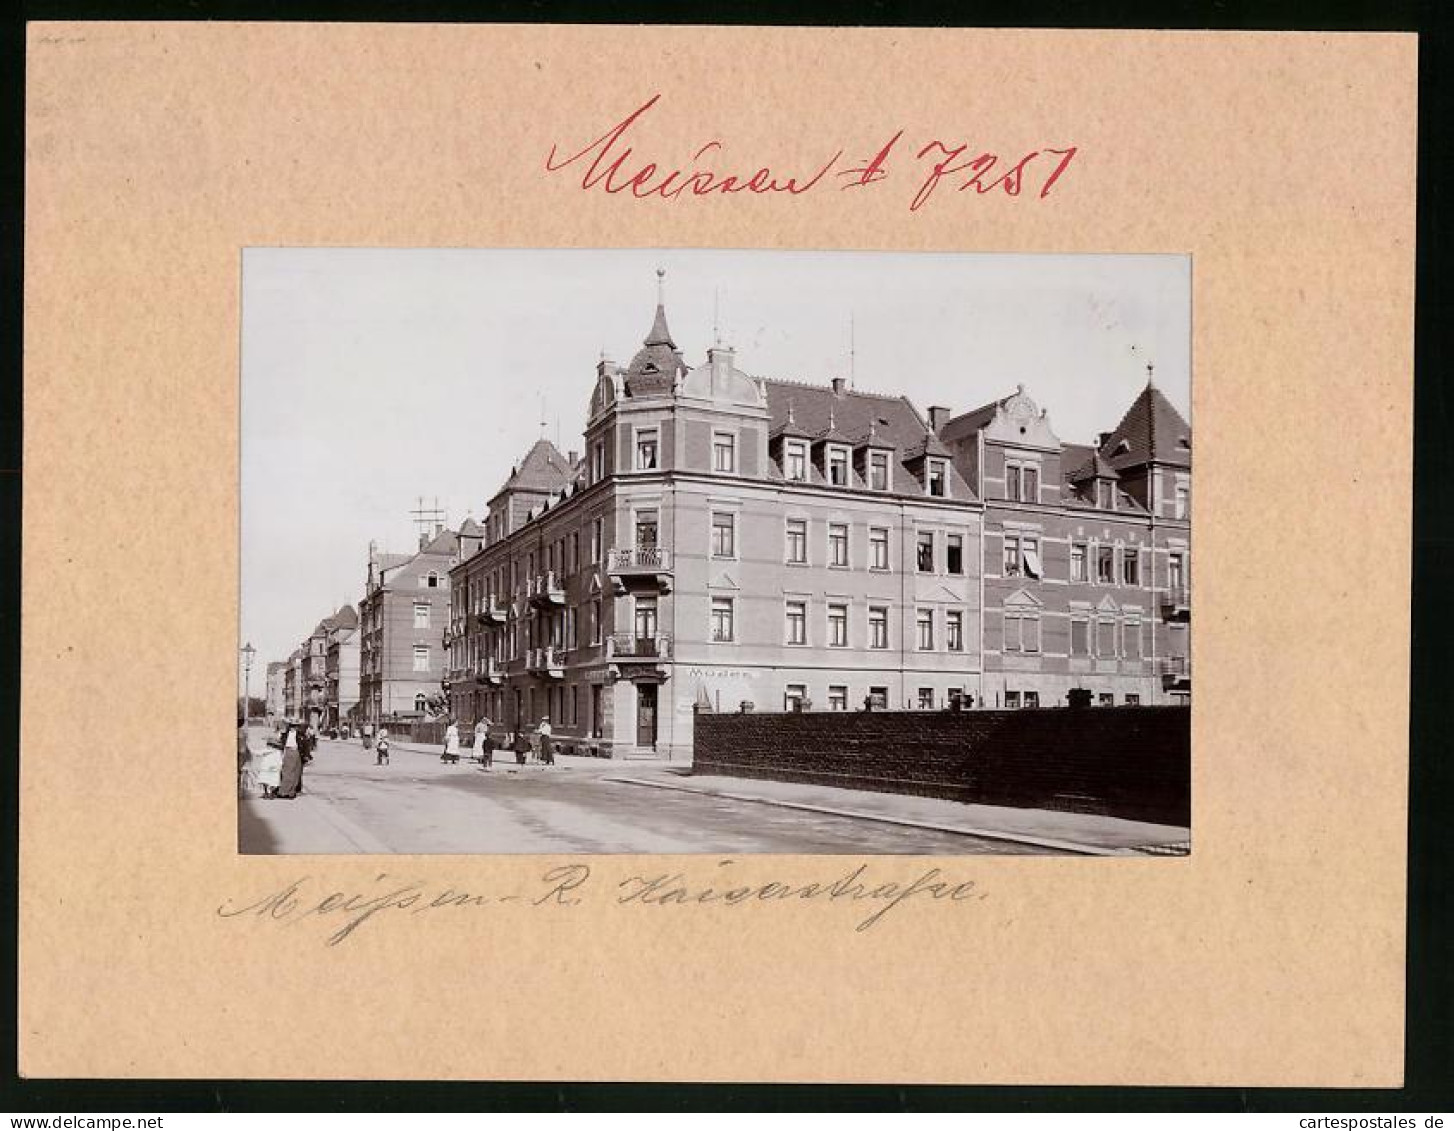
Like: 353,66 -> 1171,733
415,693 -> 427,713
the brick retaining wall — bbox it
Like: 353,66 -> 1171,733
692,706 -> 1190,826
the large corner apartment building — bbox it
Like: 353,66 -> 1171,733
444,285 -> 1193,760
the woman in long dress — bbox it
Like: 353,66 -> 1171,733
473,717 -> 491,770
256,735 -> 283,799
442,719 -> 461,764
276,723 -> 303,799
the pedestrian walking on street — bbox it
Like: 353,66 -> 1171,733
442,718 -> 461,764
256,740 -> 282,798
538,716 -> 555,767
375,728 -> 390,766
300,725 -> 316,767
512,728 -> 528,767
238,715 -> 258,798
276,723 -> 303,800
474,717 -> 492,770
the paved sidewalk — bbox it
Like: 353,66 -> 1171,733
349,735 -> 1187,856
608,769 -> 1189,855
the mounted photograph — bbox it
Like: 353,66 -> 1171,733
238,248 -> 1192,856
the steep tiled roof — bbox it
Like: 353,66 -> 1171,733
458,516 -> 483,537
496,439 -> 574,498
1100,383 -> 1192,470
763,379 -> 974,498
1063,443 -> 1120,482
942,394 -> 1012,441
624,302 -> 688,396
419,527 -> 460,557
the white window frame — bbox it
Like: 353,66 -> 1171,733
412,645 -> 429,673
869,450 -> 892,491
786,600 -> 808,646
827,603 -> 849,647
926,458 -> 949,498
869,527 -> 890,571
827,523 -> 849,568
786,518 -> 808,565
710,596 -> 735,643
827,444 -> 850,487
785,441 -> 808,482
916,608 -> 935,651
710,511 -> 736,559
635,427 -> 659,471
712,431 -> 737,474
868,606 -> 889,650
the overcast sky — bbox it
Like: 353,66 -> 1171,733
241,248 -> 1190,673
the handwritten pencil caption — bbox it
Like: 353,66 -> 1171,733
218,861 -> 986,947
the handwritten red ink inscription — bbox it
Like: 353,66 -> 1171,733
545,94 -> 1078,213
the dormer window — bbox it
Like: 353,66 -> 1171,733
926,458 -> 948,498
1096,480 -> 1114,510
869,451 -> 891,491
785,441 -> 807,482
635,428 -> 658,470
827,446 -> 850,487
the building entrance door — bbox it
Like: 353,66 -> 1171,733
636,684 -> 658,749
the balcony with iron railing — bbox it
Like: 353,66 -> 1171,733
525,646 -> 566,677
477,596 -> 508,625
606,633 -> 673,661
529,572 -> 566,608
1157,655 -> 1191,686
606,547 -> 673,594
1159,584 -> 1191,620
474,658 -> 504,685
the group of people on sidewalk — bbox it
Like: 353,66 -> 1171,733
439,715 -> 556,770
237,717 -> 315,800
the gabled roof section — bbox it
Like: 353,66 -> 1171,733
419,527 -> 460,557
1100,383 -> 1192,470
458,516 -> 484,537
496,438 -> 574,498
332,604 -> 359,630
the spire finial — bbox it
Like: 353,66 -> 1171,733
1146,361 -> 1155,387
656,266 -> 666,307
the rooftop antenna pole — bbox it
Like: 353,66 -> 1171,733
539,395 -> 547,438
849,312 -> 856,388
713,287 -> 721,346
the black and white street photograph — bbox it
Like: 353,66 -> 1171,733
238,249 -> 1192,856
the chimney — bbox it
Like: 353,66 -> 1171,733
708,345 -> 735,390
928,405 -> 951,433
567,449 -> 578,466
831,377 -> 846,396
418,531 -> 428,551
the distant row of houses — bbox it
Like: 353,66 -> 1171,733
262,604 -> 360,729
264,279 -> 1191,759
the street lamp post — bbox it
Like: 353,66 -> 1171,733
241,641 -> 256,728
